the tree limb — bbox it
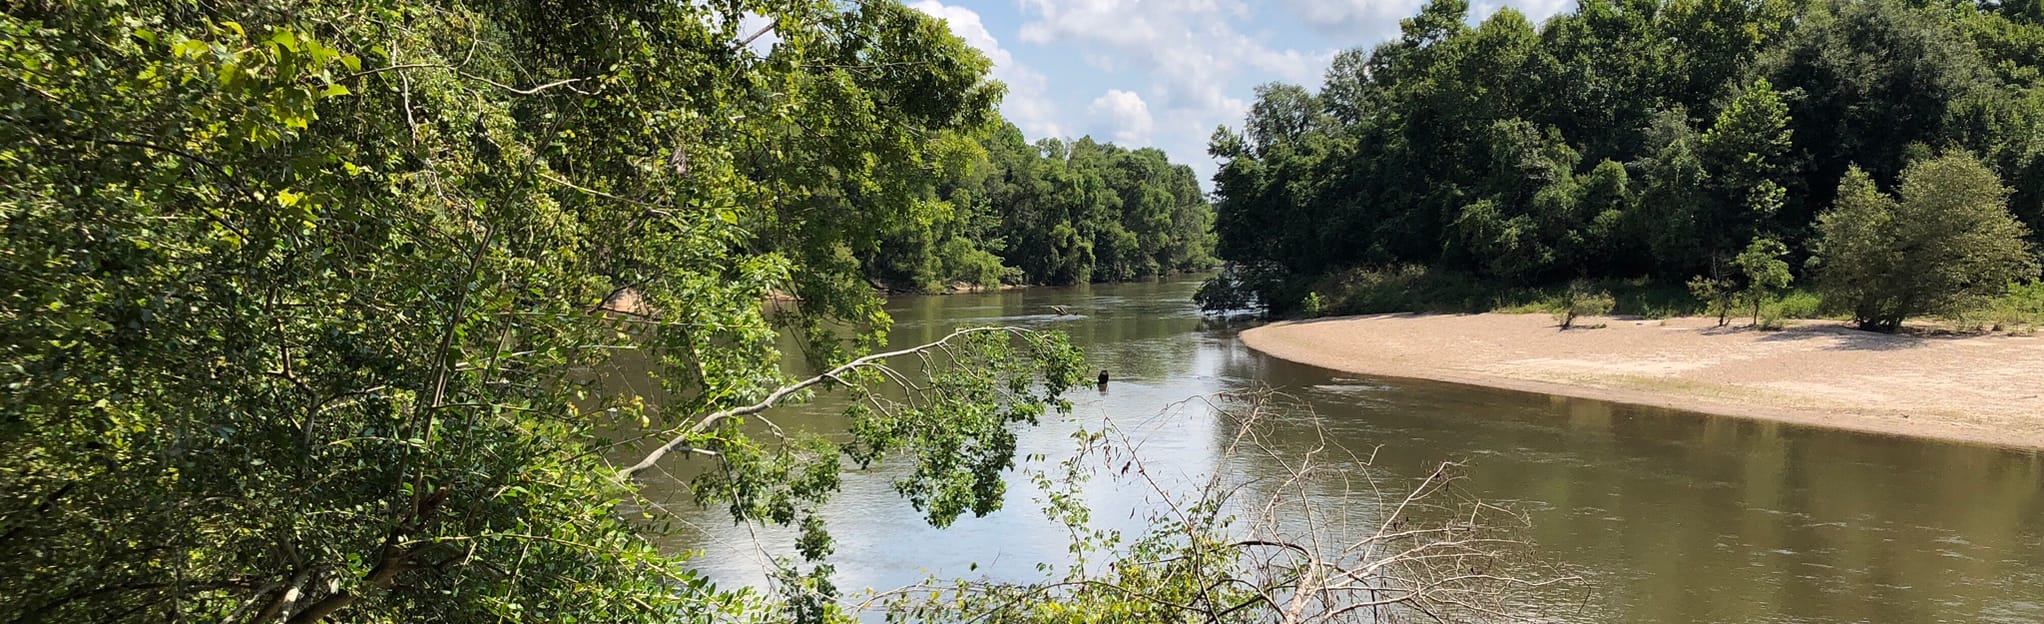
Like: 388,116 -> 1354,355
616,326 -> 1033,480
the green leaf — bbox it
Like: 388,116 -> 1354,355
269,28 -> 298,51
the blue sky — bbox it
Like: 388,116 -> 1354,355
903,0 -> 1578,187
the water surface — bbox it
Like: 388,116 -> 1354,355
631,278 -> 2044,623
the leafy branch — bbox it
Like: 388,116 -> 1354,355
617,326 -> 1054,480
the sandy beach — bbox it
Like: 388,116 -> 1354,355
1240,314 -> 2044,449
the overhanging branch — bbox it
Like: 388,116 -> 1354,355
615,326 -> 1036,480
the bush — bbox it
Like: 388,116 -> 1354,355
1757,301 -> 1789,330
1959,280 -> 2044,334
1688,274 -> 1736,326
1301,291 -> 1325,317
1551,281 -> 1616,329
1773,290 -> 1825,319
1318,265 -> 1499,315
1195,272 -> 1259,312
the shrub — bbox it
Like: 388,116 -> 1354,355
1757,302 -> 1789,330
1966,280 -> 2044,334
1301,291 -> 1325,317
1195,268 -> 1262,312
1318,265 -> 1499,315
1551,281 -> 1616,329
1773,290 -> 1825,319
1688,274 -> 1736,326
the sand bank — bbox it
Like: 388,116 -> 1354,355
1240,314 -> 2044,449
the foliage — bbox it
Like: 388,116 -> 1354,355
0,1 -> 1089,623
1206,0 -> 2044,322
1811,155 -> 2038,331
873,125 -> 1216,291
1773,289 -> 1828,320
1735,237 -> 1796,326
1688,273 -> 1739,327
1317,265 -> 1500,316
1975,280 -> 2044,333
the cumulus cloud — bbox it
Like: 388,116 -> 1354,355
1089,90 -> 1155,145
1013,0 -> 1336,184
1286,0 -> 1428,40
1016,0 -> 1327,110
1292,0 -> 1577,40
910,1 -> 1066,139
917,0 -> 1576,188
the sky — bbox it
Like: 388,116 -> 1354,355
901,0 -> 1579,188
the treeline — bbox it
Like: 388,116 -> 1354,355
867,122 -> 1216,292
1205,0 -> 2044,326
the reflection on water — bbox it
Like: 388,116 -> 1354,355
624,278 -> 2044,623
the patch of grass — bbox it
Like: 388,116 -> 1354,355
1946,280 -> 2044,334
1773,290 -> 1825,319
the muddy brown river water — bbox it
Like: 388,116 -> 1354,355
627,278 -> 2044,623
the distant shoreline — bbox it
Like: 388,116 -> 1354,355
1240,313 -> 2044,450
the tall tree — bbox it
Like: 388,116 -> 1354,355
0,2 -> 1087,622
1811,155 -> 2038,330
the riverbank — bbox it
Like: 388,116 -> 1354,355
1240,313 -> 2044,449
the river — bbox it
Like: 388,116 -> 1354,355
630,278 -> 2044,623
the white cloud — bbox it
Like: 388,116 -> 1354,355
911,1 -> 1066,139
1472,0 -> 1576,24
1013,0 -> 1337,185
1285,0 -> 1427,40
1291,0 -> 1575,40
1089,90 -> 1155,145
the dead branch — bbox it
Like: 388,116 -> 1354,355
868,389 -> 1580,623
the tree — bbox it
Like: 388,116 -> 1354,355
1198,0 -> 2044,320
0,2 -> 1088,623
1811,156 -> 2040,331
1698,79 -> 1795,265
1768,0 -> 1996,213
1735,237 -> 1795,326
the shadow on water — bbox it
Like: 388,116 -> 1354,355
620,278 -> 2044,624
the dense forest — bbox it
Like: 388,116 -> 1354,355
1204,0 -> 2044,328
868,122 -> 1215,292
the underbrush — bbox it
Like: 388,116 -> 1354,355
1304,265 -> 1826,320
1945,281 -> 2044,335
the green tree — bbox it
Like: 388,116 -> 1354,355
0,2 -> 1087,623
1812,156 -> 2039,331
1200,0 -> 2044,323
1735,237 -> 1795,326
1698,79 -> 1795,258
